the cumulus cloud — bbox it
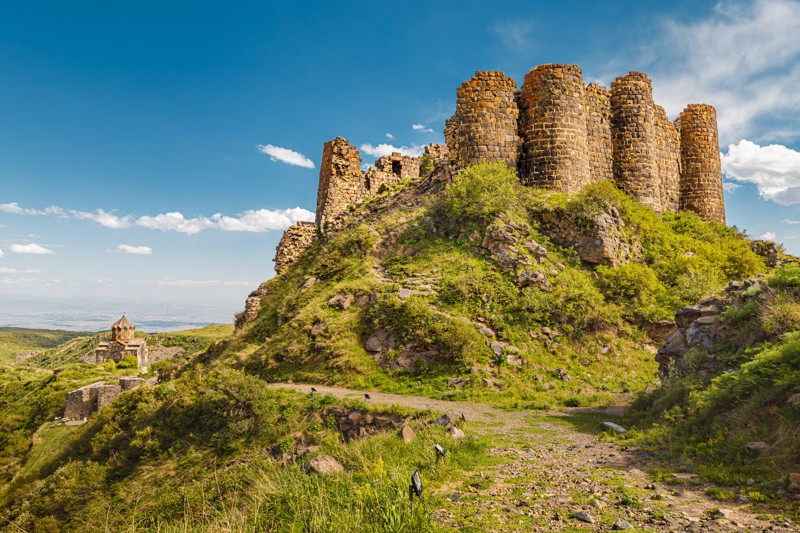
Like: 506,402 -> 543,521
71,209 -> 133,229
722,181 -> 742,193
256,144 -> 315,168
650,0 -> 800,143
0,201 -> 315,235
385,133 -> 394,139
110,244 -> 153,255
759,231 -> 778,241
783,218 -> 800,225
721,139 -> 800,205
360,143 -> 425,159
0,248 -> 3,257
412,123 -> 434,134
0,267 -> 42,274
10,243 -> 55,255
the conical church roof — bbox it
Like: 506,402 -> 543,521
112,315 -> 135,330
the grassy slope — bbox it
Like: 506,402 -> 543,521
0,327 -> 89,366
0,164 -> 775,530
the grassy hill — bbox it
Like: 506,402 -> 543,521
0,327 -> 89,366
1,163 -> 793,531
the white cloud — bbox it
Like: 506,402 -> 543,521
360,143 -> 425,159
650,0 -> 800,143
256,144 -> 315,169
10,243 -> 55,255
154,278 -> 255,287
412,124 -> 434,134
110,244 -> 153,255
0,248 -> 3,257
721,139 -> 800,205
0,267 -> 42,274
0,202 -> 39,215
783,218 -> 800,225
71,209 -> 132,229
722,181 -> 742,192
136,212 -> 216,235
759,231 -> 777,241
489,20 -> 534,52
1,201 -> 314,235
385,133 -> 394,139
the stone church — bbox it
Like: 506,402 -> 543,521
91,315 -> 148,366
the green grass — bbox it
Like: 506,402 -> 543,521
0,327 -> 89,366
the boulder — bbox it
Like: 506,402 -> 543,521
744,441 -> 769,457
328,293 -> 355,310
301,277 -> 317,290
305,455 -> 344,475
436,414 -> 459,427
398,423 -> 416,443
601,421 -> 627,434
448,426 -> 465,438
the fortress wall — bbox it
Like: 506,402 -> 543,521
315,137 -> 366,231
517,64 -> 590,191
366,152 -> 421,192
611,72 -> 662,211
679,104 -> 726,223
274,221 -> 317,274
585,83 -> 613,184
654,105 -> 682,213
444,71 -> 520,169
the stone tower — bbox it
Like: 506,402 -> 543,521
654,105 -> 682,213
585,83 -> 613,183
517,64 -> 590,191
444,71 -> 520,169
111,315 -> 135,342
315,137 -> 365,232
678,104 -> 725,224
610,72 -> 661,211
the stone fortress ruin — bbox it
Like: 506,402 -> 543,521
238,63 -> 727,324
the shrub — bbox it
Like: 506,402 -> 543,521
435,161 -> 520,226
759,292 -> 800,335
117,354 -> 138,369
768,263 -> 800,289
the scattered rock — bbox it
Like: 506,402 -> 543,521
613,520 -> 634,530
447,377 -> 468,388
398,288 -> 413,300
556,368 -> 571,382
310,322 -> 326,336
301,277 -> 317,290
601,421 -> 627,434
448,426 -> 465,439
436,414 -> 459,427
398,423 -> 416,443
744,441 -> 769,457
328,293 -> 355,309
477,326 -> 495,337
568,511 -> 595,524
304,455 -> 344,475
488,342 -> 504,355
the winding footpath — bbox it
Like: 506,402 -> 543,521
268,382 -> 797,533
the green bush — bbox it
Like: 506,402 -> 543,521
435,161 -> 520,226
117,354 -> 138,369
768,263 -> 800,289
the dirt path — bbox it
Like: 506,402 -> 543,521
268,382 -> 797,532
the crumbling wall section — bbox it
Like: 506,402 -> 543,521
654,105 -> 682,212
679,104 -> 726,223
611,72 -> 661,211
366,152 -> 421,192
585,83 -> 613,184
517,64 -> 590,191
315,137 -> 366,231
274,221 -> 316,275
444,71 -> 520,169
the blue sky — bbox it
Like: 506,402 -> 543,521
2,0 -> 800,328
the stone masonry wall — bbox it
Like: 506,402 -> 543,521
610,72 -> 662,211
585,83 -> 613,184
63,378 -> 142,421
654,105 -> 682,213
315,137 -> 366,231
444,71 -> 520,169
679,104 -> 726,224
366,152 -> 421,192
274,221 -> 317,275
517,64 -> 591,191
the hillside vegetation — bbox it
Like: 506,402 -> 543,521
0,328 -> 89,366
3,163 -> 795,531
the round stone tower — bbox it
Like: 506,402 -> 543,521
444,71 -> 520,169
678,104 -> 725,224
517,64 -> 590,191
610,72 -> 661,210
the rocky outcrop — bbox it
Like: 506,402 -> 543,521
322,407 -> 406,442
655,277 -> 768,378
274,221 -> 316,274
236,282 -> 269,329
539,206 -> 639,266
364,327 -> 445,372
